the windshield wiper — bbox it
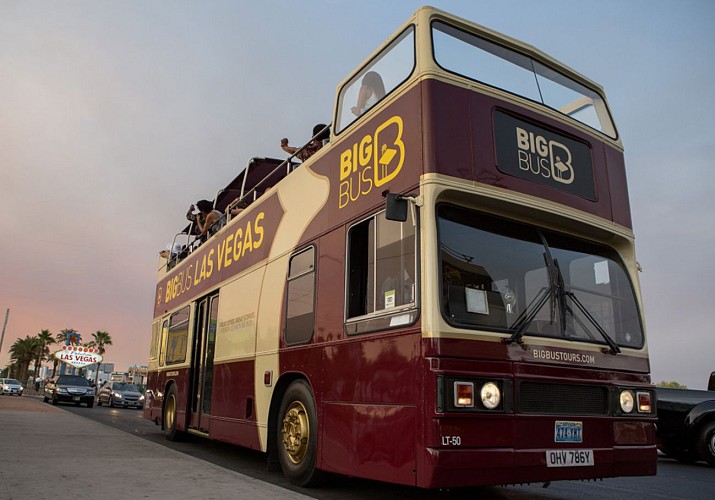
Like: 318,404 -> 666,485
504,231 -> 620,355
561,288 -> 620,355
503,262 -> 552,346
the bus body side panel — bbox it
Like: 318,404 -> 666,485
254,161 -> 333,451
320,329 -> 422,486
156,369 -> 190,431
603,145 -> 632,226
312,228 -> 346,345
300,85 -> 424,243
205,265 -> 267,448
282,89 -> 426,482
208,359 -> 261,450
145,369 -> 161,422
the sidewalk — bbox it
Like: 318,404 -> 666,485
0,396 -> 313,500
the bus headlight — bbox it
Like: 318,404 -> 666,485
619,390 -> 634,413
480,382 -> 501,410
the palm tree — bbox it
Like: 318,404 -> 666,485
88,330 -> 112,385
53,328 -> 79,376
32,329 -> 55,384
9,336 -> 41,384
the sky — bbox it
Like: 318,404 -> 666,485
1,0 -> 713,389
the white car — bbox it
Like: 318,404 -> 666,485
0,378 -> 24,396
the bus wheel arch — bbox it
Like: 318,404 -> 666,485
272,377 -> 321,486
163,382 -> 184,442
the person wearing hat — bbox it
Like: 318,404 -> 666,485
189,200 -> 225,240
280,123 -> 329,162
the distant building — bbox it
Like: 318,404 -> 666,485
86,363 -> 114,385
128,365 -> 148,386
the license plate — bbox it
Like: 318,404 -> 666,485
73,396 -> 80,401
555,420 -> 582,443
546,449 -> 594,467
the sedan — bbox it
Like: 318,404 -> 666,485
43,375 -> 95,407
96,381 -> 145,409
0,378 -> 24,396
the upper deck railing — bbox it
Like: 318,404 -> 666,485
161,125 -> 330,272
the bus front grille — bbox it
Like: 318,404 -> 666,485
518,381 -> 609,415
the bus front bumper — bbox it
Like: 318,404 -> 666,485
420,445 -> 657,489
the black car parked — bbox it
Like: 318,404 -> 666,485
656,372 -> 715,466
43,375 -> 95,408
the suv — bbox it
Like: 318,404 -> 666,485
43,375 -> 95,408
0,378 -> 24,396
96,381 -> 144,409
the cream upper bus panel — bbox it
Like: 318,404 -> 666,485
213,266 -> 265,364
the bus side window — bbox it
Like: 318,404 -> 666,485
159,319 -> 169,367
346,210 -> 416,320
285,247 -> 316,345
335,26 -> 415,133
165,306 -> 190,365
150,320 -> 161,360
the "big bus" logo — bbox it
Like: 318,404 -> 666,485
338,116 -> 405,209
515,127 -> 575,185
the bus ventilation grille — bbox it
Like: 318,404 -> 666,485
518,382 -> 609,415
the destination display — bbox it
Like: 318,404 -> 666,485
494,110 -> 596,200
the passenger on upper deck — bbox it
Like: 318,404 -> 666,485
351,71 -> 385,116
159,243 -> 187,270
192,200 -> 225,239
280,123 -> 329,162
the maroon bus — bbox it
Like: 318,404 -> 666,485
145,6 -> 656,489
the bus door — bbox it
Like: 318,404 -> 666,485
189,293 -> 219,432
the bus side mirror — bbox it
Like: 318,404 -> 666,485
385,193 -> 408,222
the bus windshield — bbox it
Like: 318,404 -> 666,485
431,20 -> 617,138
438,205 -> 643,349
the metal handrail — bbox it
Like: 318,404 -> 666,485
226,123 -> 331,218
173,123 -> 331,263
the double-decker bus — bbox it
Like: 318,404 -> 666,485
145,7 -> 656,489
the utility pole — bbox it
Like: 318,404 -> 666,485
0,308 -> 9,353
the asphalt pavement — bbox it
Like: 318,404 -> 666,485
0,395 -> 313,500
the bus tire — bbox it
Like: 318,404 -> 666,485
163,385 -> 184,442
277,380 -> 321,486
695,421 -> 715,467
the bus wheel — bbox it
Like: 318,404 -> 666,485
695,422 -> 715,466
163,385 -> 184,442
277,380 -> 321,486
